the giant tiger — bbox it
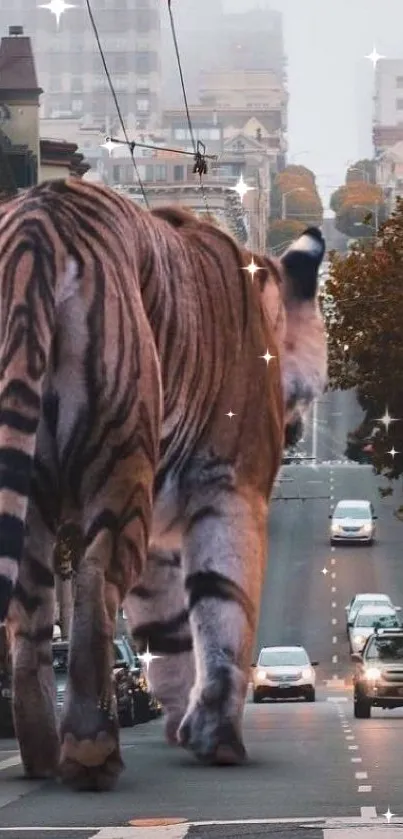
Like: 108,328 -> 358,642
0,178 -> 327,791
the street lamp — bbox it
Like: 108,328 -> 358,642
282,187 -> 307,220
351,203 -> 379,234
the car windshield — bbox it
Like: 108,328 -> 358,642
258,650 -> 309,667
366,637 -> 403,661
334,505 -> 370,519
353,600 -> 388,613
52,647 -> 69,674
355,613 -> 399,628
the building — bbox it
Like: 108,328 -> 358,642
373,59 -> 403,156
0,0 -> 162,133
0,26 -> 89,199
161,3 -> 285,110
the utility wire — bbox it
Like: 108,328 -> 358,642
85,0 -> 149,207
167,0 -> 212,217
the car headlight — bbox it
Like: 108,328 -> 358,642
361,523 -> 371,533
364,667 -> 381,681
256,669 -> 266,681
353,635 -> 366,647
302,667 -> 313,680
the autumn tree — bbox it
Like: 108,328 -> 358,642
345,158 -> 376,185
323,197 -> 403,495
270,165 -> 323,225
330,181 -> 387,238
266,219 -> 306,253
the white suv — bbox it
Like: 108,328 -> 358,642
252,645 -> 318,703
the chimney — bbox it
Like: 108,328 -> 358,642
8,26 -> 24,37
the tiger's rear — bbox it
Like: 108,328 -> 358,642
0,179 -> 162,786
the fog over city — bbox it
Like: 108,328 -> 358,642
162,0 -> 403,206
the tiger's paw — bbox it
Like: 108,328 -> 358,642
177,677 -> 247,765
59,732 -> 124,791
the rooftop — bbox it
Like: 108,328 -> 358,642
0,27 -> 42,94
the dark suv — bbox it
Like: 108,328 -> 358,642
352,627 -> 403,718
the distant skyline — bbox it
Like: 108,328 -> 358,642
222,0 -> 403,207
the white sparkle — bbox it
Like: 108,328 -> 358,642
38,0 -> 76,26
138,643 -> 161,673
232,173 -> 254,204
365,45 -> 385,68
226,411 -> 236,419
387,447 -> 399,459
321,567 -> 328,576
101,137 -> 120,156
383,808 -> 395,824
376,407 -> 398,433
260,350 -> 276,365
243,257 -> 262,281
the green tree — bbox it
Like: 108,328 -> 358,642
324,197 -> 403,492
346,158 -> 376,185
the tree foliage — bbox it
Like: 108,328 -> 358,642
330,181 -> 387,238
270,165 -> 323,225
345,158 -> 376,185
323,197 -> 403,490
266,218 -> 306,253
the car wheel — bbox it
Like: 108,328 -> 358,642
120,694 -> 136,728
305,688 -> 315,702
253,690 -> 263,703
354,691 -> 371,719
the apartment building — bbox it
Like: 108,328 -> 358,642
0,0 -> 162,132
373,59 -> 403,155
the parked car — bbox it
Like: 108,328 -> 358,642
252,645 -> 318,703
114,636 -> 162,723
345,593 -> 399,634
52,637 -> 161,727
352,627 -> 403,718
0,625 -> 12,736
348,605 -> 401,654
329,499 -> 377,545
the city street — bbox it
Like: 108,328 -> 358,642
1,390 -> 403,837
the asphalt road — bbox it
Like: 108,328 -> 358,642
0,390 -> 403,837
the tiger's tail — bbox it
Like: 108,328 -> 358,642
0,204 -> 59,622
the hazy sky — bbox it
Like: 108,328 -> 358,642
222,0 -> 403,205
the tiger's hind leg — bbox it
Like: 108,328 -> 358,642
177,478 -> 268,766
58,456 -> 155,792
8,498 -> 59,779
125,548 -> 195,744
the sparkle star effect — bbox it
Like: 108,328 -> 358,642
243,257 -> 262,281
101,137 -> 121,156
321,567 -> 328,576
387,447 -> 399,459
226,411 -> 236,419
232,173 -> 254,204
365,45 -> 385,68
259,350 -> 276,365
38,0 -> 76,26
376,407 -> 398,433
138,643 -> 161,673
383,808 -> 396,824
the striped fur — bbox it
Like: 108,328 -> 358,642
0,179 -> 326,790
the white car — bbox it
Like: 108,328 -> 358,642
349,605 -> 401,654
329,499 -> 377,545
345,593 -> 398,633
252,645 -> 318,703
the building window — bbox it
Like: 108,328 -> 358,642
112,165 -> 121,182
136,98 -> 149,113
70,76 -> 83,93
48,76 -> 62,92
397,76 -> 403,88
71,99 -> 83,113
111,53 -> 127,73
174,127 -> 189,140
155,164 -> 166,181
114,76 -> 128,91
396,98 -> 403,110
133,9 -> 159,31
173,165 -> 184,182
145,164 -> 154,181
135,51 -> 158,74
